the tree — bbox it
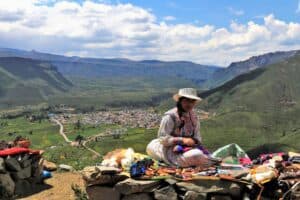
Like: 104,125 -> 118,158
74,120 -> 81,130
75,135 -> 84,144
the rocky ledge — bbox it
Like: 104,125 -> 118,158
82,166 -> 253,200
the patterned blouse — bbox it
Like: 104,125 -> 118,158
158,107 -> 202,147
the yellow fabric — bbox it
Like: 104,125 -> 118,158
289,151 -> 300,157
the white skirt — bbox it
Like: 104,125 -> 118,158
146,138 -> 214,168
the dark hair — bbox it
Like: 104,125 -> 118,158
176,97 -> 188,129
176,97 -> 186,118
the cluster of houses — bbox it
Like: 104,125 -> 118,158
55,109 -> 161,129
53,108 -> 211,129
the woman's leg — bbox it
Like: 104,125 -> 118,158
146,139 -> 167,163
147,141 -> 218,167
174,148 -> 214,168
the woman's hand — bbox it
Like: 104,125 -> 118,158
182,138 -> 195,146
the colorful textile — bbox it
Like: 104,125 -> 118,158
0,147 -> 40,157
248,165 -> 279,185
130,158 -> 154,178
172,144 -> 211,155
211,143 -> 250,165
157,107 -> 202,147
252,152 -> 287,165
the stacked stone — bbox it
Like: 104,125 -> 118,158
82,166 -> 245,200
0,153 -> 43,199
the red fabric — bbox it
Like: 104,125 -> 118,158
28,149 -> 41,155
239,157 -> 252,165
0,147 -> 40,157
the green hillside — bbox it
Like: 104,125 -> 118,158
0,57 -> 72,108
48,75 -> 198,110
198,53 -> 300,156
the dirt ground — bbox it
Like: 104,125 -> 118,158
17,172 -> 85,200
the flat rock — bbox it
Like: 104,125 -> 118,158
20,159 -> 32,168
14,179 -> 32,196
164,178 -> 178,185
86,186 -> 121,200
154,185 -> 178,200
43,160 -> 57,171
0,173 -> 15,197
5,156 -> 21,171
183,191 -> 206,200
82,166 -> 128,186
122,192 -> 154,200
96,166 -> 121,175
176,181 -> 222,194
10,166 -> 32,180
59,164 -> 74,171
209,195 -> 232,200
27,176 -> 43,184
19,154 -> 31,168
31,158 -> 43,178
229,182 -> 242,198
0,157 -> 6,173
176,179 -> 241,196
115,178 -> 161,195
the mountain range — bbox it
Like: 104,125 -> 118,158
0,47 -> 299,112
0,48 -> 219,85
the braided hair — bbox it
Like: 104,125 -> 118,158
176,97 -> 188,129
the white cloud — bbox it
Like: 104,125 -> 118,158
0,0 -> 299,66
163,16 -> 176,21
227,7 -> 244,16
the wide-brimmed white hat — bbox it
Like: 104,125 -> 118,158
173,88 -> 202,102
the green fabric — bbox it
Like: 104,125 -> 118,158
211,143 -> 249,164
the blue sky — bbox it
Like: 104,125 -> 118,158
109,0 -> 300,27
0,0 -> 300,66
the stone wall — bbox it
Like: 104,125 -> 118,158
0,152 -> 43,199
82,166 -> 247,200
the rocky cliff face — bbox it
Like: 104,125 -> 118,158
204,50 -> 299,89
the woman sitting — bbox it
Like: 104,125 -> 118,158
146,88 -> 219,168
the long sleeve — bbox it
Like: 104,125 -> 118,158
192,118 -> 202,145
157,115 -> 183,147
